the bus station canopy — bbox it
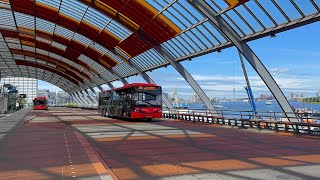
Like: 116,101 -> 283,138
0,0 -> 319,93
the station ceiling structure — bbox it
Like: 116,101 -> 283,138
0,0 -> 319,116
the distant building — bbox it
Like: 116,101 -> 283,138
38,89 -> 49,98
56,91 -> 72,106
191,91 -> 200,103
172,88 -> 178,103
0,77 -> 38,103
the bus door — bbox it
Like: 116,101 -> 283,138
111,91 -> 121,116
121,90 -> 133,118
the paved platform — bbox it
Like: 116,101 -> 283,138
0,108 -> 113,180
1,107 -> 320,180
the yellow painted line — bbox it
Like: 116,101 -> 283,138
282,154 -> 320,163
141,164 -> 199,176
182,159 -> 258,171
249,157 -> 304,166
111,167 -> 140,179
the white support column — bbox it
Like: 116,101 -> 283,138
75,92 -> 87,106
80,90 -> 95,104
85,89 -> 98,104
72,93 -> 84,106
188,0 -> 297,121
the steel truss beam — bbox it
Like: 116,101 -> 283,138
188,0 -> 297,120
154,45 -> 218,114
80,90 -> 95,104
75,92 -> 87,106
84,89 -> 98,104
70,93 -> 82,106
72,93 -> 84,106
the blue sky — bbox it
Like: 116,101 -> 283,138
39,22 -> 320,100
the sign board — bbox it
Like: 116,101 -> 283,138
138,86 -> 156,90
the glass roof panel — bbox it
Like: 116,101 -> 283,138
233,5 -> 263,32
49,52 -> 63,61
83,7 -> 110,30
51,41 -> 67,51
0,9 -> 15,29
244,1 -> 276,28
37,0 -> 61,9
258,1 -> 288,25
105,21 -> 131,40
60,0 -> 87,21
22,45 -> 36,52
36,18 -> 55,34
72,33 -> 92,47
294,0 -> 317,15
204,0 -> 229,12
54,25 -> 74,40
274,0 -> 302,20
14,12 -> 35,29
37,48 -> 49,55
149,0 -> 169,11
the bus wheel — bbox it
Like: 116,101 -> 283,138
146,118 -> 152,121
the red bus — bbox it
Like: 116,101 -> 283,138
98,83 -> 162,120
33,96 -> 48,110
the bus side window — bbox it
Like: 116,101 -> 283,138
134,93 -> 139,101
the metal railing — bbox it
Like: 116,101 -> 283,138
162,108 -> 320,135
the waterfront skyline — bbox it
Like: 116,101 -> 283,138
39,22 -> 320,99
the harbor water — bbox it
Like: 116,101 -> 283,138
188,101 -> 320,113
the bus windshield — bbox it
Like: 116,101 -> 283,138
34,99 -> 47,106
133,87 -> 162,108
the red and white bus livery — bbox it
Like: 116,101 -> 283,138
33,96 -> 48,110
98,83 -> 162,120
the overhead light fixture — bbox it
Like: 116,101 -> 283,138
188,58 -> 192,61
164,65 -> 167,68
217,49 -> 221,53
270,33 -> 276,38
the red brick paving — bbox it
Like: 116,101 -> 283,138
1,108 -> 320,180
0,109 -> 113,180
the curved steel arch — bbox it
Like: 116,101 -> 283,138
0,29 -> 115,74
10,49 -> 91,79
10,0 -> 180,58
15,60 -> 83,86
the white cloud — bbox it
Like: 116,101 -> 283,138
270,68 -> 289,74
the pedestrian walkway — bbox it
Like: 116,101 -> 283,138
1,107 -> 320,180
0,108 -> 113,180
0,108 -> 30,141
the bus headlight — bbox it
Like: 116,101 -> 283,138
134,109 -> 140,112
157,110 -> 162,113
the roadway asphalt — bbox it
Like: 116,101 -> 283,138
0,107 -> 320,180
